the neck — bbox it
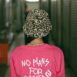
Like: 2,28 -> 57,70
28,38 -> 44,45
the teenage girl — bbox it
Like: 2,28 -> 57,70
10,9 -> 65,77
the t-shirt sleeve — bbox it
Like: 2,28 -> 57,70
10,54 -> 18,77
55,48 -> 65,77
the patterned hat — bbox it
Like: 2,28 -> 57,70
23,9 -> 52,38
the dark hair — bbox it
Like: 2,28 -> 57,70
24,34 -> 49,44
24,35 -> 35,44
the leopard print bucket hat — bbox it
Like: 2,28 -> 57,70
23,9 -> 52,38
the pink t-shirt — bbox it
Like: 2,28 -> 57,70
10,43 -> 65,77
